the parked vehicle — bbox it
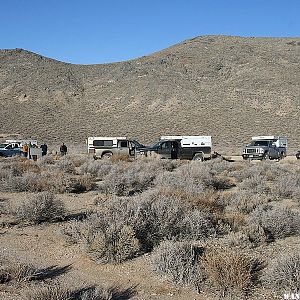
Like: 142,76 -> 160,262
87,137 -> 144,159
242,136 -> 288,160
0,143 -> 22,157
296,150 -> 300,159
136,136 -> 212,161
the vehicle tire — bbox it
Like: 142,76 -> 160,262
193,153 -> 204,161
101,152 -> 113,159
263,153 -> 270,160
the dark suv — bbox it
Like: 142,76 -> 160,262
296,150 -> 300,159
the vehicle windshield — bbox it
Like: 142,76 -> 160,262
150,141 -> 161,149
0,143 -> 8,148
132,140 -> 145,148
250,140 -> 271,147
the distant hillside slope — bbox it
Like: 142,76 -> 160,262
0,36 -> 299,152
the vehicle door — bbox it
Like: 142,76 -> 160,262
5,144 -> 14,156
269,143 -> 279,158
157,141 -> 172,159
117,140 -> 130,156
128,141 -> 136,157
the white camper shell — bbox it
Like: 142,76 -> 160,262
251,136 -> 288,148
6,139 -> 38,148
160,136 -> 212,148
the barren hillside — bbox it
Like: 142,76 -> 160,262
0,36 -> 299,152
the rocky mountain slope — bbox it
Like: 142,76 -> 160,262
0,36 -> 299,152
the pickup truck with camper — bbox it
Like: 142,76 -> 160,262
87,137 -> 144,159
242,136 -> 287,160
0,142 -> 22,157
0,139 -> 38,157
136,136 -> 212,161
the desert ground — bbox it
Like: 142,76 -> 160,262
0,152 -> 299,300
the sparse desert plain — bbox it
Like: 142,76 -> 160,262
0,153 -> 300,300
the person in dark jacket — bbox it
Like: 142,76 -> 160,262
40,143 -> 48,156
60,143 -> 67,156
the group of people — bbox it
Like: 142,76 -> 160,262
21,142 -> 67,158
22,142 -> 48,158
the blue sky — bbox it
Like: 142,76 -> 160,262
0,0 -> 299,64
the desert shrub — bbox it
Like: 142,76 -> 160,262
66,174 -> 96,193
62,190 -> 217,260
231,162 -> 288,183
239,174 -> 271,194
155,163 -> 209,196
151,240 -> 205,291
25,284 -> 72,300
180,210 -> 216,240
222,190 -> 270,214
60,220 -> 83,245
271,173 -> 300,199
222,232 -> 253,250
26,283 -> 135,300
36,155 -> 55,166
79,159 -> 114,178
98,160 -> 166,196
84,223 -> 140,264
242,224 -> 268,247
263,250 -> 300,291
203,247 -> 257,297
15,192 -> 65,224
248,205 -> 300,240
56,156 -> 76,174
0,260 -> 38,284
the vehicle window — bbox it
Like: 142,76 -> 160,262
251,141 -> 270,147
93,140 -> 113,147
119,141 -> 128,148
6,145 -> 12,149
161,141 -> 171,149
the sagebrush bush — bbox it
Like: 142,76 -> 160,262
222,232 -> 253,250
25,283 -> 133,300
242,224 -> 268,247
56,156 -> 76,174
0,259 -> 38,284
151,240 -> 205,291
239,174 -> 271,194
79,159 -> 114,178
85,223 -> 140,264
248,205 -> 300,240
98,161 -> 157,196
25,284 -> 72,300
271,173 -> 300,199
222,190 -> 270,214
263,250 -> 300,291
203,247 -> 257,297
15,192 -> 65,224
180,210 -> 216,240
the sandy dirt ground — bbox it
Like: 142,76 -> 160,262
0,191 -> 203,300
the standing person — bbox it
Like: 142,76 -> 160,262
60,143 -> 67,156
22,143 -> 29,158
40,143 -> 48,156
28,142 -> 33,159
